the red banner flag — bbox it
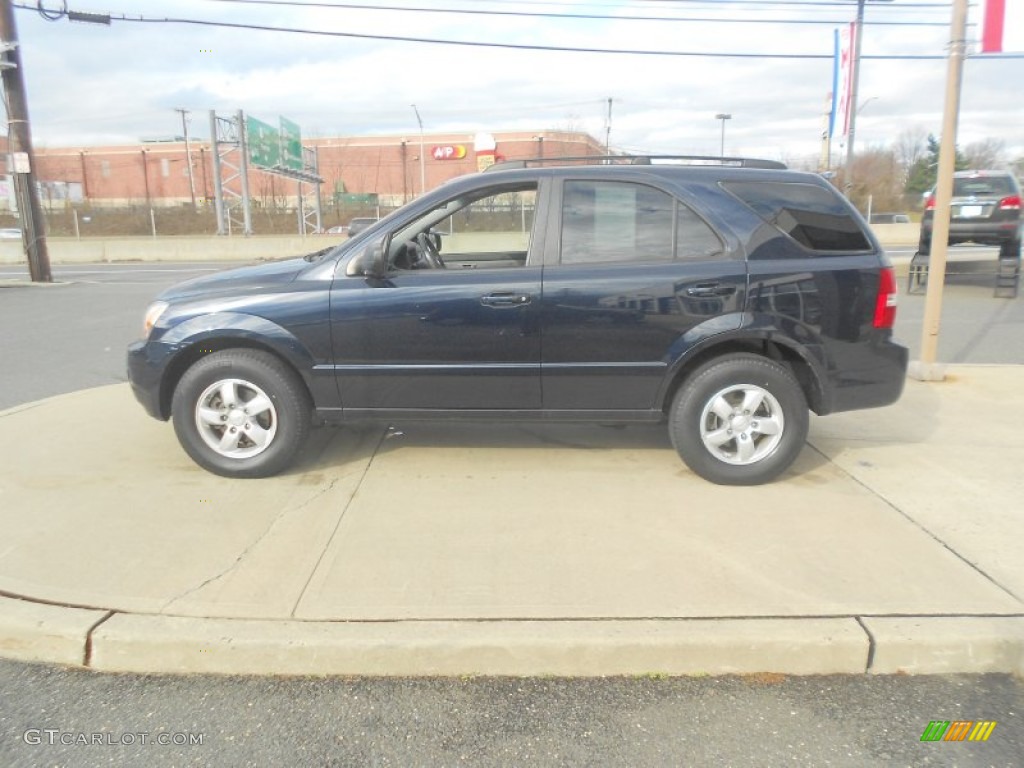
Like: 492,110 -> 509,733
982,0 -> 1005,53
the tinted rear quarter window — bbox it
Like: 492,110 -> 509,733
723,180 -> 871,253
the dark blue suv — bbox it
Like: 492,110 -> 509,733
127,158 -> 907,485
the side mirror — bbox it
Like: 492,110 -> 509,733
369,243 -> 387,278
346,241 -> 387,278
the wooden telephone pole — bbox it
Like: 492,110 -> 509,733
1,0 -> 51,282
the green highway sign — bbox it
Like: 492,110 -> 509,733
246,115 -> 280,169
280,117 -> 303,171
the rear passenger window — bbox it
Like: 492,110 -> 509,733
560,180 -> 722,265
723,181 -> 871,253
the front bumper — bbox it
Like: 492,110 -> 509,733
126,340 -> 175,420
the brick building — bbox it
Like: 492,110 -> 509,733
26,130 -> 606,209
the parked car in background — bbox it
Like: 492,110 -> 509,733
919,170 -> 1022,259
0,227 -> 22,240
128,155 -> 907,486
869,213 -> 910,224
346,217 -> 378,238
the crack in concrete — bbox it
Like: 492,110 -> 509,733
806,441 -> 1024,606
855,616 -> 877,672
83,610 -> 115,667
289,427 -> 389,619
157,475 -> 342,613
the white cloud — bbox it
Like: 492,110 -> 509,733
11,0 -> 1024,161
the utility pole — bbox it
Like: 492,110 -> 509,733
175,107 -> 197,211
911,0 -> 969,383
0,0 -> 51,282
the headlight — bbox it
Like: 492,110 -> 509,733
142,301 -> 169,338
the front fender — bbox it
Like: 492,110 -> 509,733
159,311 -> 313,364
150,311 -> 334,416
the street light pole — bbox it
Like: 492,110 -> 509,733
715,113 -> 731,158
411,104 -> 425,197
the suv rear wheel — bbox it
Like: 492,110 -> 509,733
669,354 -> 808,485
171,349 -> 310,478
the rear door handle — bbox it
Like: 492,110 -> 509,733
480,292 -> 532,308
686,282 -> 736,298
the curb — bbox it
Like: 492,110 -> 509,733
4,595 -> 1023,677
0,595 -> 106,667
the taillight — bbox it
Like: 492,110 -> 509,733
998,195 -> 1021,210
925,196 -> 936,210
874,267 -> 897,329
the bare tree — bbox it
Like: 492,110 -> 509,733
848,147 -> 903,213
962,138 -> 1006,170
894,127 -> 927,178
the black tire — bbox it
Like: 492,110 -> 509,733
171,349 -> 311,478
669,354 -> 808,486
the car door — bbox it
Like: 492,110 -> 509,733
330,181 -> 547,413
540,176 -> 747,412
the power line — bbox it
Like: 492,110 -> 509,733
615,0 -> 955,6
199,0 -> 955,26
207,0 -> 959,8
16,3 -> 1023,59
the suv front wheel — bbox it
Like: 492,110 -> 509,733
171,349 -> 311,478
669,354 -> 808,485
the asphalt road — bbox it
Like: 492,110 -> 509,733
1,259 -> 1022,766
2,661 -> 1021,767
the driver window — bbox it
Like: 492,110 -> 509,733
388,183 -> 537,271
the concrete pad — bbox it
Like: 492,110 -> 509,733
0,385 -> 377,617
862,617 -> 1024,675
810,367 -> 1024,602
89,614 -> 868,676
294,422 -> 1021,621
0,595 -> 106,666
3,369 -> 1023,677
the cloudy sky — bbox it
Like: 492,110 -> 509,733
10,0 -> 1024,165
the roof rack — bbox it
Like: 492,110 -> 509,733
486,154 -> 787,171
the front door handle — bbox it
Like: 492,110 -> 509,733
686,282 -> 736,298
480,292 -> 532,308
